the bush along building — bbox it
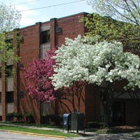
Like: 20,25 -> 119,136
0,12 -> 140,126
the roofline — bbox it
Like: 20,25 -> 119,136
50,12 -> 89,20
19,12 -> 90,30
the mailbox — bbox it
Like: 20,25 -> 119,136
71,112 -> 85,133
63,114 -> 71,131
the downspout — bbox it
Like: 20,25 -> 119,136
36,22 -> 42,124
2,62 -> 6,122
13,28 -> 20,119
50,18 -> 58,115
50,18 -> 57,49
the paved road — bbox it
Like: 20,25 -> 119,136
0,131 -> 63,140
0,130 -> 140,140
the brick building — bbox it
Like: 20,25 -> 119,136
0,12 -> 140,125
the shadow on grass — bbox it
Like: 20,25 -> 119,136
70,132 -> 94,137
82,125 -> 140,136
107,126 -> 140,133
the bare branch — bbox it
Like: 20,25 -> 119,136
88,0 -> 140,25
124,0 -> 139,25
59,100 -> 72,113
107,1 -> 137,25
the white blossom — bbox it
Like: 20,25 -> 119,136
52,35 -> 140,90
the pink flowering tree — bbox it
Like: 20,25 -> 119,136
23,48 -> 84,113
23,49 -> 56,102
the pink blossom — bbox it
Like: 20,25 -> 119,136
23,49 -> 56,102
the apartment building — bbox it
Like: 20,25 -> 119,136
0,12 -> 140,125
0,12 -> 89,124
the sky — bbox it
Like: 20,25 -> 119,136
1,0 -> 93,28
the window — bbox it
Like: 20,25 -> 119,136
6,65 -> 13,77
6,92 -> 14,103
0,93 -> 1,103
18,90 -> 24,98
0,69 -> 1,78
40,30 -> 50,44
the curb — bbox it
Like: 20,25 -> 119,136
4,130 -> 67,140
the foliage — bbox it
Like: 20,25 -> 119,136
24,112 -> 32,117
133,133 -> 140,138
87,0 -> 140,25
14,112 -> 23,117
0,3 -> 21,63
52,35 -> 140,90
87,121 -> 104,128
46,114 -> 62,126
23,49 -> 56,102
7,112 -> 15,117
82,13 -> 140,53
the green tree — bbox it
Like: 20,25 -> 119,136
83,13 -> 140,54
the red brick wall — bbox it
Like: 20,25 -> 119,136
56,13 -> 86,47
125,100 -> 140,125
85,84 -> 101,124
50,18 -> 57,49
18,24 -> 41,124
56,87 -> 86,115
19,24 -> 40,66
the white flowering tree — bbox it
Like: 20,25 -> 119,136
0,3 -> 21,62
52,35 -> 140,126
87,0 -> 140,26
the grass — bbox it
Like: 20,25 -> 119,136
133,133 -> 140,138
0,125 -> 79,138
95,128 -> 109,134
1,122 -> 140,138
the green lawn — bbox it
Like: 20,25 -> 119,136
0,125 -> 79,138
133,133 -> 140,138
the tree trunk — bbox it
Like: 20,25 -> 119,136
98,85 -> 114,127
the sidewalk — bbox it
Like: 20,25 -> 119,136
0,123 -> 140,140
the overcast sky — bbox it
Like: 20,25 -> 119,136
1,0 -> 92,28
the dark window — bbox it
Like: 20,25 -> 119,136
0,93 -> 1,103
18,90 -> 24,98
0,69 -> 1,78
6,65 -> 13,77
6,92 -> 14,103
40,30 -> 50,44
